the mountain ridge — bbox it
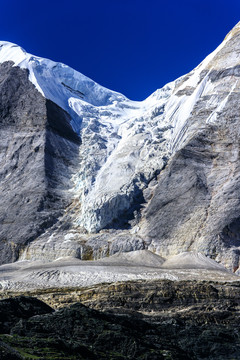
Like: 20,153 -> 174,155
1,22 -> 240,272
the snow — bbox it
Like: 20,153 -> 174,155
0,41 -> 136,134
0,31 -> 238,233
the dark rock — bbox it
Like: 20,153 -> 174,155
0,295 -> 53,333
10,302 -> 191,359
1,279 -> 240,359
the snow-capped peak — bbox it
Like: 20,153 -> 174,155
0,28 -> 237,234
0,40 -> 125,105
0,41 -> 145,134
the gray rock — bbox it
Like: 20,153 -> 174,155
139,26 -> 240,271
0,62 -> 80,264
2,23 -> 240,272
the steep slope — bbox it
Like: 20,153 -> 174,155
0,41 -> 173,237
0,61 -> 80,264
0,23 -> 240,271
139,22 -> 240,271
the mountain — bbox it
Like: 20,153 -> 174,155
1,22 -> 240,272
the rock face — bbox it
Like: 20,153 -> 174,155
0,296 -> 53,334
1,23 -> 240,270
0,280 -> 240,359
0,61 -> 80,264
140,23 -> 240,270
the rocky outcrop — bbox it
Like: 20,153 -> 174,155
19,231 -> 146,262
0,280 -> 240,359
0,296 -> 53,334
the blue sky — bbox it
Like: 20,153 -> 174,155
1,0 -> 240,100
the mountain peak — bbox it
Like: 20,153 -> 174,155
0,24 -> 240,273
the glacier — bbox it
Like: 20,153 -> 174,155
1,22 -> 240,271
0,40 -> 175,233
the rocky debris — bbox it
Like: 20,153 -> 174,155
0,297 -> 191,359
0,251 -> 237,292
0,280 -> 240,359
100,249 -> 165,266
161,252 -> 227,270
12,303 -> 191,360
0,341 -> 23,360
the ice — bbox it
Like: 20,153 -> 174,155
0,35 -> 236,233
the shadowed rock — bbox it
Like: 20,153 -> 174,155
0,62 -> 80,264
0,280 -> 240,359
0,296 -> 53,333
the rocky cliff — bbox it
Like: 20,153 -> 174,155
140,23 -> 240,272
1,23 -> 240,271
0,61 -> 80,264
0,280 -> 240,359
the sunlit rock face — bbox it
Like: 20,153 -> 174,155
139,22 -> 240,271
1,23 -> 240,270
